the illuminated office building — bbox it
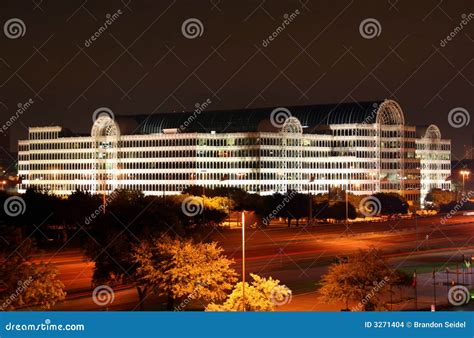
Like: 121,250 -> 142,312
17,99 -> 451,206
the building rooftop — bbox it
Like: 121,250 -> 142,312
114,100 -> 386,135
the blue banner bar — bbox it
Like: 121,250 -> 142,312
0,312 -> 472,338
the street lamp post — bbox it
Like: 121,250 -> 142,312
460,170 -> 470,195
308,175 -> 315,226
345,184 -> 349,222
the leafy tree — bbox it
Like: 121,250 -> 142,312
425,188 -> 456,208
133,236 -> 237,310
206,274 -> 292,311
373,193 -> 409,215
171,194 -> 234,230
315,201 -> 356,220
0,226 -> 66,310
183,186 -> 251,210
285,192 -> 310,227
318,249 -> 399,311
84,190 -> 234,310
83,190 -> 174,310
0,189 -> 63,243
440,200 -> 474,213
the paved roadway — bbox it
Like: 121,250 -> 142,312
29,214 -> 474,310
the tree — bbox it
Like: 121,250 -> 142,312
0,189 -> 65,245
0,226 -> 66,310
83,190 -> 174,310
373,193 -> 409,215
425,188 -> 456,208
318,249 -> 399,311
285,192 -> 310,227
133,236 -> 237,310
315,201 -> 357,220
172,194 -> 234,229
206,274 -> 292,311
183,186 -> 252,209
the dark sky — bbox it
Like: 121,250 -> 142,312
0,0 -> 472,158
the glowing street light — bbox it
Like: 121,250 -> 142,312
460,170 -> 470,194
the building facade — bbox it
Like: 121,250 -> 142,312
17,99 -> 451,206
415,125 -> 452,203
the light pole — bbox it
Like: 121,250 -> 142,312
460,170 -> 470,195
241,211 -> 246,311
308,175 -> 315,226
345,183 -> 349,222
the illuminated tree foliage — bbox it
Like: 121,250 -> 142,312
133,236 -> 237,310
425,188 -> 456,208
206,274 -> 292,311
318,249 -> 402,311
0,228 -> 66,310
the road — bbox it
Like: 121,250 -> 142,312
29,214 -> 474,310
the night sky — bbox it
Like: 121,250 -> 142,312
0,0 -> 472,158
